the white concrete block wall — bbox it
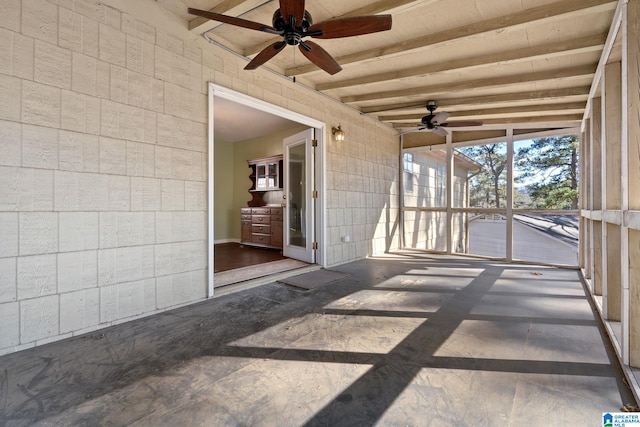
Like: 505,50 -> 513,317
0,0 -> 400,355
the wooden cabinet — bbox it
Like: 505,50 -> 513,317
247,155 -> 283,207
240,207 -> 283,250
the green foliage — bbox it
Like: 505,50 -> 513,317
458,144 -> 507,208
516,136 -> 579,209
457,136 -> 579,210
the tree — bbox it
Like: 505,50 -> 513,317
516,135 -> 579,209
458,144 -> 507,208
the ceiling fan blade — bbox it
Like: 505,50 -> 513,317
432,127 -> 448,137
432,112 -> 451,125
441,120 -> 484,127
280,0 -> 305,26
299,41 -> 342,75
309,15 -> 392,39
188,8 -> 279,34
245,41 -> 286,70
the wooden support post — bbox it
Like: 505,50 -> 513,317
584,119 -> 592,280
604,61 -> 623,322
627,0 -> 640,368
592,99 -> 603,295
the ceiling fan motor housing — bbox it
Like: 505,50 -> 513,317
422,115 -> 436,129
273,9 -> 313,45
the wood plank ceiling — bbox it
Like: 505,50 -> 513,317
172,0 -> 618,145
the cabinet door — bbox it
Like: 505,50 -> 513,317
241,220 -> 252,242
271,220 -> 283,247
256,164 -> 267,189
267,162 -> 278,189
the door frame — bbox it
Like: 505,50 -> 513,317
207,83 -> 327,297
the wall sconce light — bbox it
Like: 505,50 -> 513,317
332,125 -> 345,142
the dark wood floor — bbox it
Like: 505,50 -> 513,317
214,242 -> 287,273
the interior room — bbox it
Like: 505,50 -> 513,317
212,96 -> 310,286
1,0 -> 640,425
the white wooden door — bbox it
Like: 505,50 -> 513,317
282,129 -> 315,263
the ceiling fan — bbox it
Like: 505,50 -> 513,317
419,100 -> 483,136
188,1 -> 392,75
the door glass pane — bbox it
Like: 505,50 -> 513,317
268,162 -> 277,188
256,164 -> 266,188
288,143 -> 306,248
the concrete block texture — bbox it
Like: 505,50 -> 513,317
22,0 -> 58,43
0,302 -> 19,348
156,269 -> 206,309
0,0 -> 20,32
59,212 -> 99,252
17,254 -> 57,299
157,113 -> 207,153
100,100 -> 152,143
154,240 -> 206,277
155,46 -> 201,93
72,52 -> 97,95
22,124 -> 59,169
99,23 -> 126,67
0,120 -> 21,167
0,167 -> 54,211
20,294 -> 59,343
163,82 -> 206,123
0,213 -> 18,257
155,146 -> 203,181
99,212 -> 155,248
99,136 -> 127,175
98,245 -> 155,287
160,179 -> 185,211
59,287 -> 99,333
59,7 -> 99,57
0,74 -> 21,121
22,80 -> 61,128
0,29 -> 35,80
131,177 -> 162,211
122,15 -> 155,44
126,141 -> 155,177
59,130 -> 100,173
0,257 -> 17,303
34,40 -> 72,89
54,171 -> 130,211
61,90 -> 89,133
126,35 -> 155,77
100,278 -> 154,323
155,211 -> 205,244
57,250 -> 97,293
19,212 -> 58,255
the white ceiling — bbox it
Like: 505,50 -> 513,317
213,96 -> 301,143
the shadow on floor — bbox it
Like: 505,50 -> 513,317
0,253 -> 635,426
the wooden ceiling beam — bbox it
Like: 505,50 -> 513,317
317,34 -> 606,91
342,65 -> 596,103
242,0 -> 428,57
378,102 -> 588,122
286,0 -> 617,76
362,86 -> 591,114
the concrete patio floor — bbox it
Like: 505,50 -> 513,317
0,252 -> 636,426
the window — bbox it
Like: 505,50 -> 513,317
403,152 -> 413,172
402,134 -> 579,266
